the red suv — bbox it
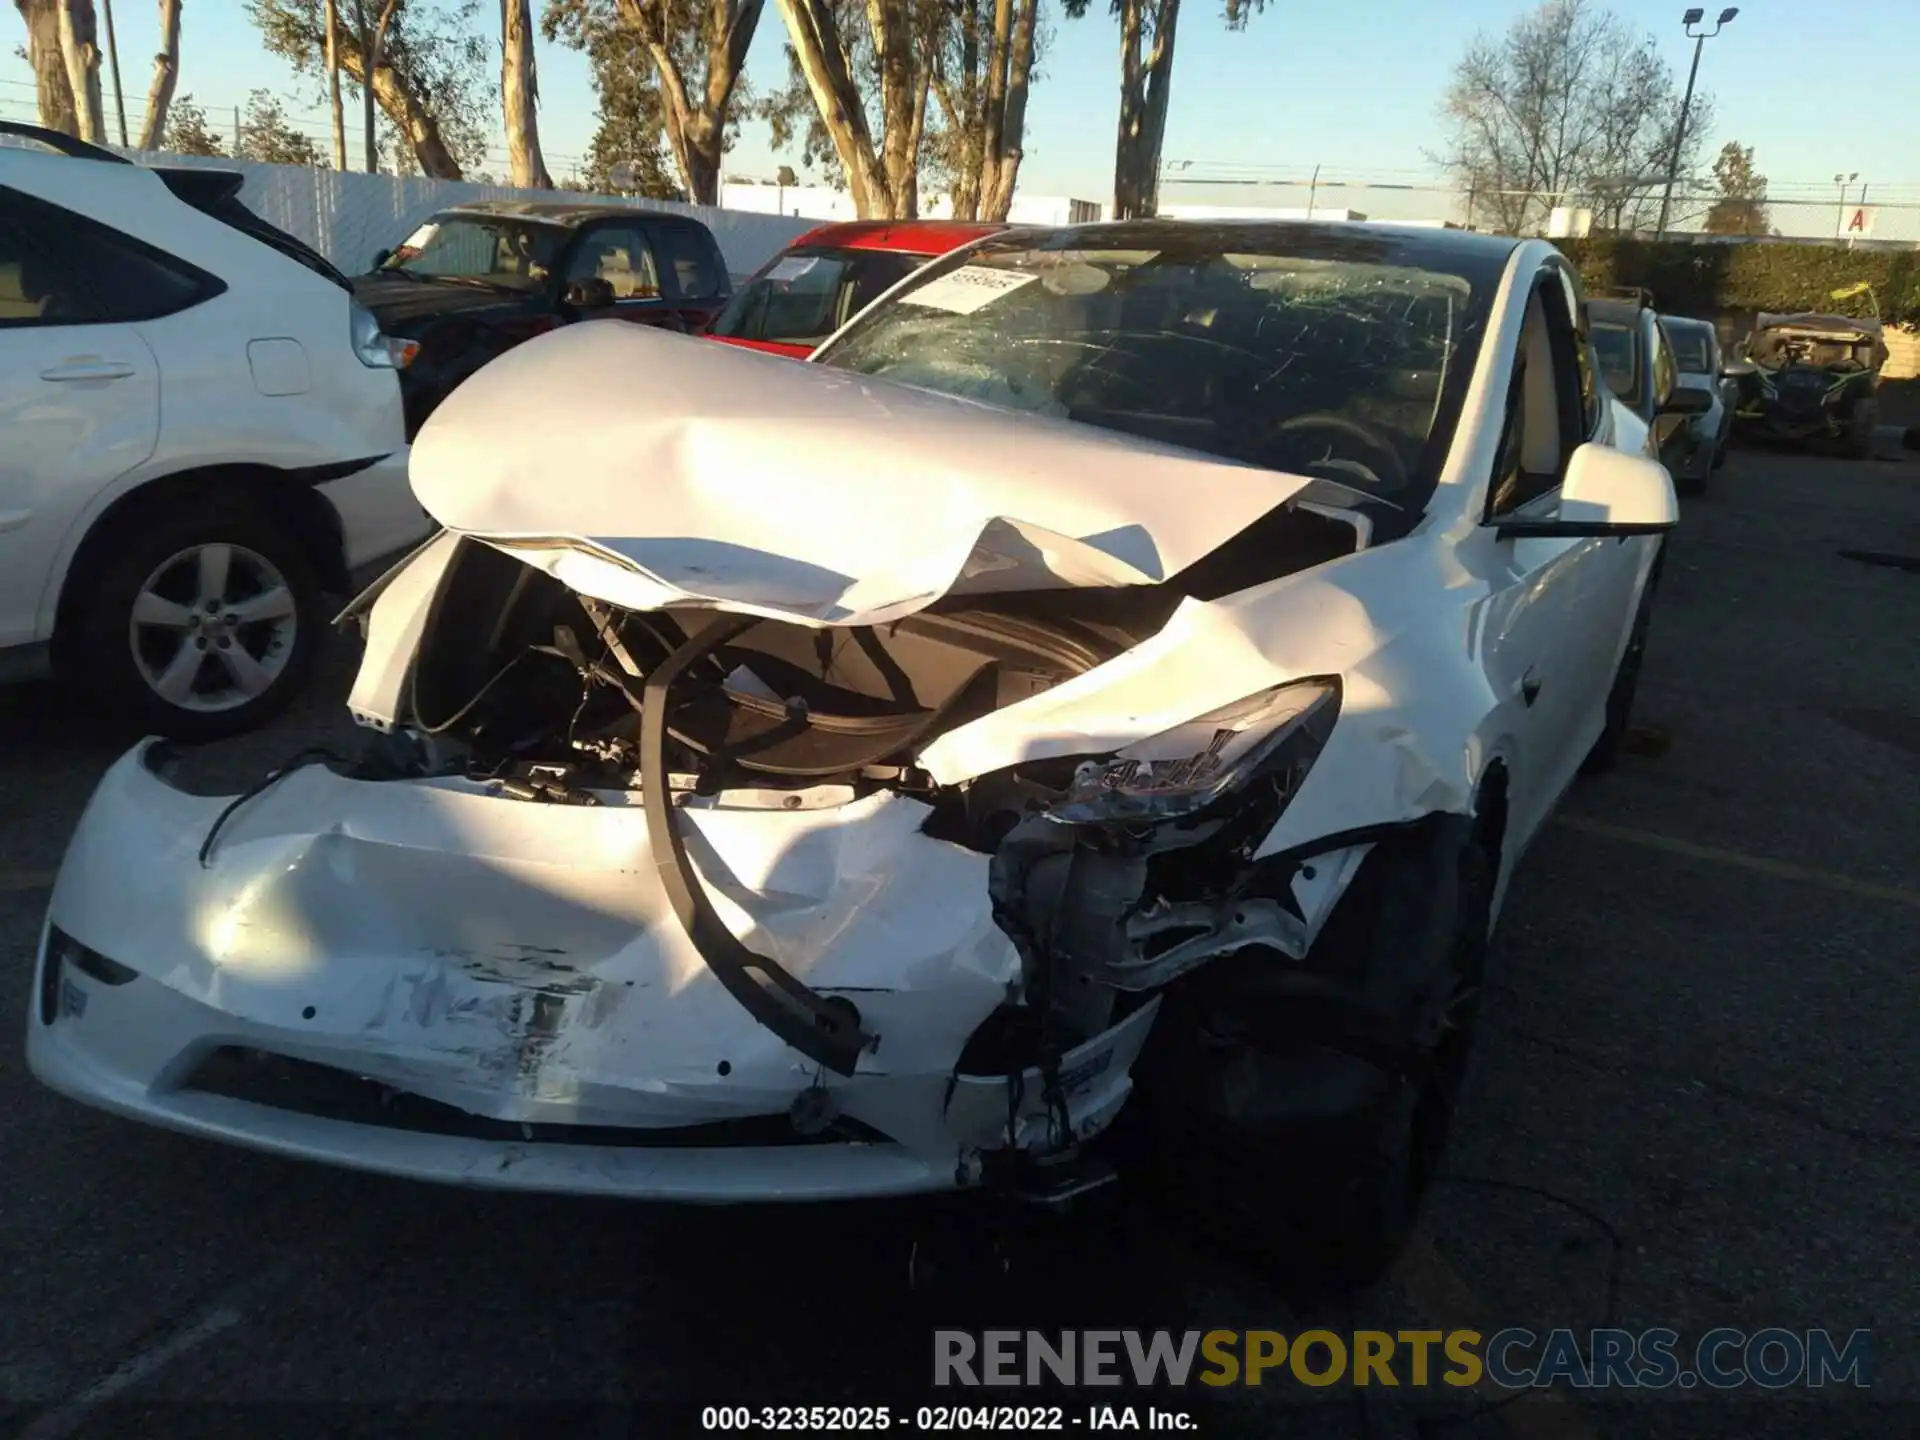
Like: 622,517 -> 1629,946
708,220 -> 1002,360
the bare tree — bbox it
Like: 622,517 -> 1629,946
1437,0 -> 1713,235
500,0 -> 551,184
1062,0 -> 1262,220
324,0 -> 347,167
354,0 -> 400,169
930,0 -> 1041,220
591,0 -> 762,205
56,0 -> 108,140
543,0 -> 684,198
766,0 -> 939,218
101,0 -> 128,144
251,0 -> 494,178
15,0 -> 80,134
136,0 -> 182,148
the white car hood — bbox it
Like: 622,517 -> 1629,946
408,321 -> 1312,627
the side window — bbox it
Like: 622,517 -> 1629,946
1487,283 -> 1575,516
653,224 -> 723,301
0,186 -> 220,327
1571,316 -> 1602,438
567,226 -> 661,300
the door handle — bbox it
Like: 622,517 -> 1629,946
1519,669 -> 1543,707
41,360 -> 137,382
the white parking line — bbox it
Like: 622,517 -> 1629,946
1557,816 -> 1920,910
19,1261 -> 299,1439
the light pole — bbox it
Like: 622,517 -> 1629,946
1656,7 -> 1738,238
1833,172 -> 1859,239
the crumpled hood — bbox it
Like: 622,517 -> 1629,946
409,321 -> 1311,627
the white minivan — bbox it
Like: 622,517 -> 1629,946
0,125 -> 431,737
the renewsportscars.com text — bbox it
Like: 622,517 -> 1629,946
933,1328 -> 1872,1391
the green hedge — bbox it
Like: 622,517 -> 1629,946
1551,237 -> 1920,327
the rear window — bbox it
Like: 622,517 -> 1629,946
710,247 -> 924,347
1591,322 -> 1638,401
654,224 -> 725,301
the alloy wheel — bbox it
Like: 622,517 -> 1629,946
127,543 -> 300,713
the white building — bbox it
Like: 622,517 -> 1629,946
924,194 -> 1105,226
719,179 -> 857,222
1156,203 -> 1369,222
719,177 -> 1102,227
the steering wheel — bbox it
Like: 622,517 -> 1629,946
1272,412 -> 1410,493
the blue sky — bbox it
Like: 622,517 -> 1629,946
5,0 -> 1918,233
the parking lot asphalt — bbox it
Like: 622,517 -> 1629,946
1,447 -> 1916,1439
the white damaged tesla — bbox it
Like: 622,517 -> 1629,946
27,222 -> 1676,1292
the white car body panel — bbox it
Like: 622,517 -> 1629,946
0,147 -> 421,652
31,234 -> 1673,1200
0,323 -> 160,648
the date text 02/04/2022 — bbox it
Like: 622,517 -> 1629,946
700,1404 -> 1200,1431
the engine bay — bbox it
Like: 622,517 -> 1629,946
376,499 -> 1363,820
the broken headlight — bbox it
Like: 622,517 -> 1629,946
1046,679 -> 1339,826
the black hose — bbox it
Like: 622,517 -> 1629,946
198,748 -> 347,868
639,615 -> 877,1077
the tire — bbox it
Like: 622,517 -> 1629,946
66,500 -> 324,741
1135,817 -> 1493,1301
1846,399 -> 1877,461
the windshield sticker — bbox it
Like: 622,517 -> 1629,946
766,255 -> 822,283
902,265 -> 1039,314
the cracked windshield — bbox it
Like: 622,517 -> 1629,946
820,240 -> 1477,501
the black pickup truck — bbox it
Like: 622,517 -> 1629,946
353,200 -> 732,436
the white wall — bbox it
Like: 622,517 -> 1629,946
1156,204 -> 1368,222
922,194 -> 1105,226
720,179 -> 1103,228
719,181 -> 856,223
136,151 -> 816,278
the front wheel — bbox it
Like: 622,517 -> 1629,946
66,502 -> 323,741
1583,570 -> 1659,775
1845,399 -> 1877,460
1136,819 -> 1493,1300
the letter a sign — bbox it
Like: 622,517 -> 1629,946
1844,206 -> 1879,237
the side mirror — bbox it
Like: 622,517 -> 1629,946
1660,384 -> 1714,416
371,247 -> 392,269
1493,443 -> 1678,539
564,277 -> 616,310
1720,358 -> 1756,379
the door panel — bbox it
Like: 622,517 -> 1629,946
1482,527 -> 1611,845
0,325 -> 159,646
1478,272 -> 1644,843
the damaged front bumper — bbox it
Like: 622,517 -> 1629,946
26,742 -> 1160,1201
